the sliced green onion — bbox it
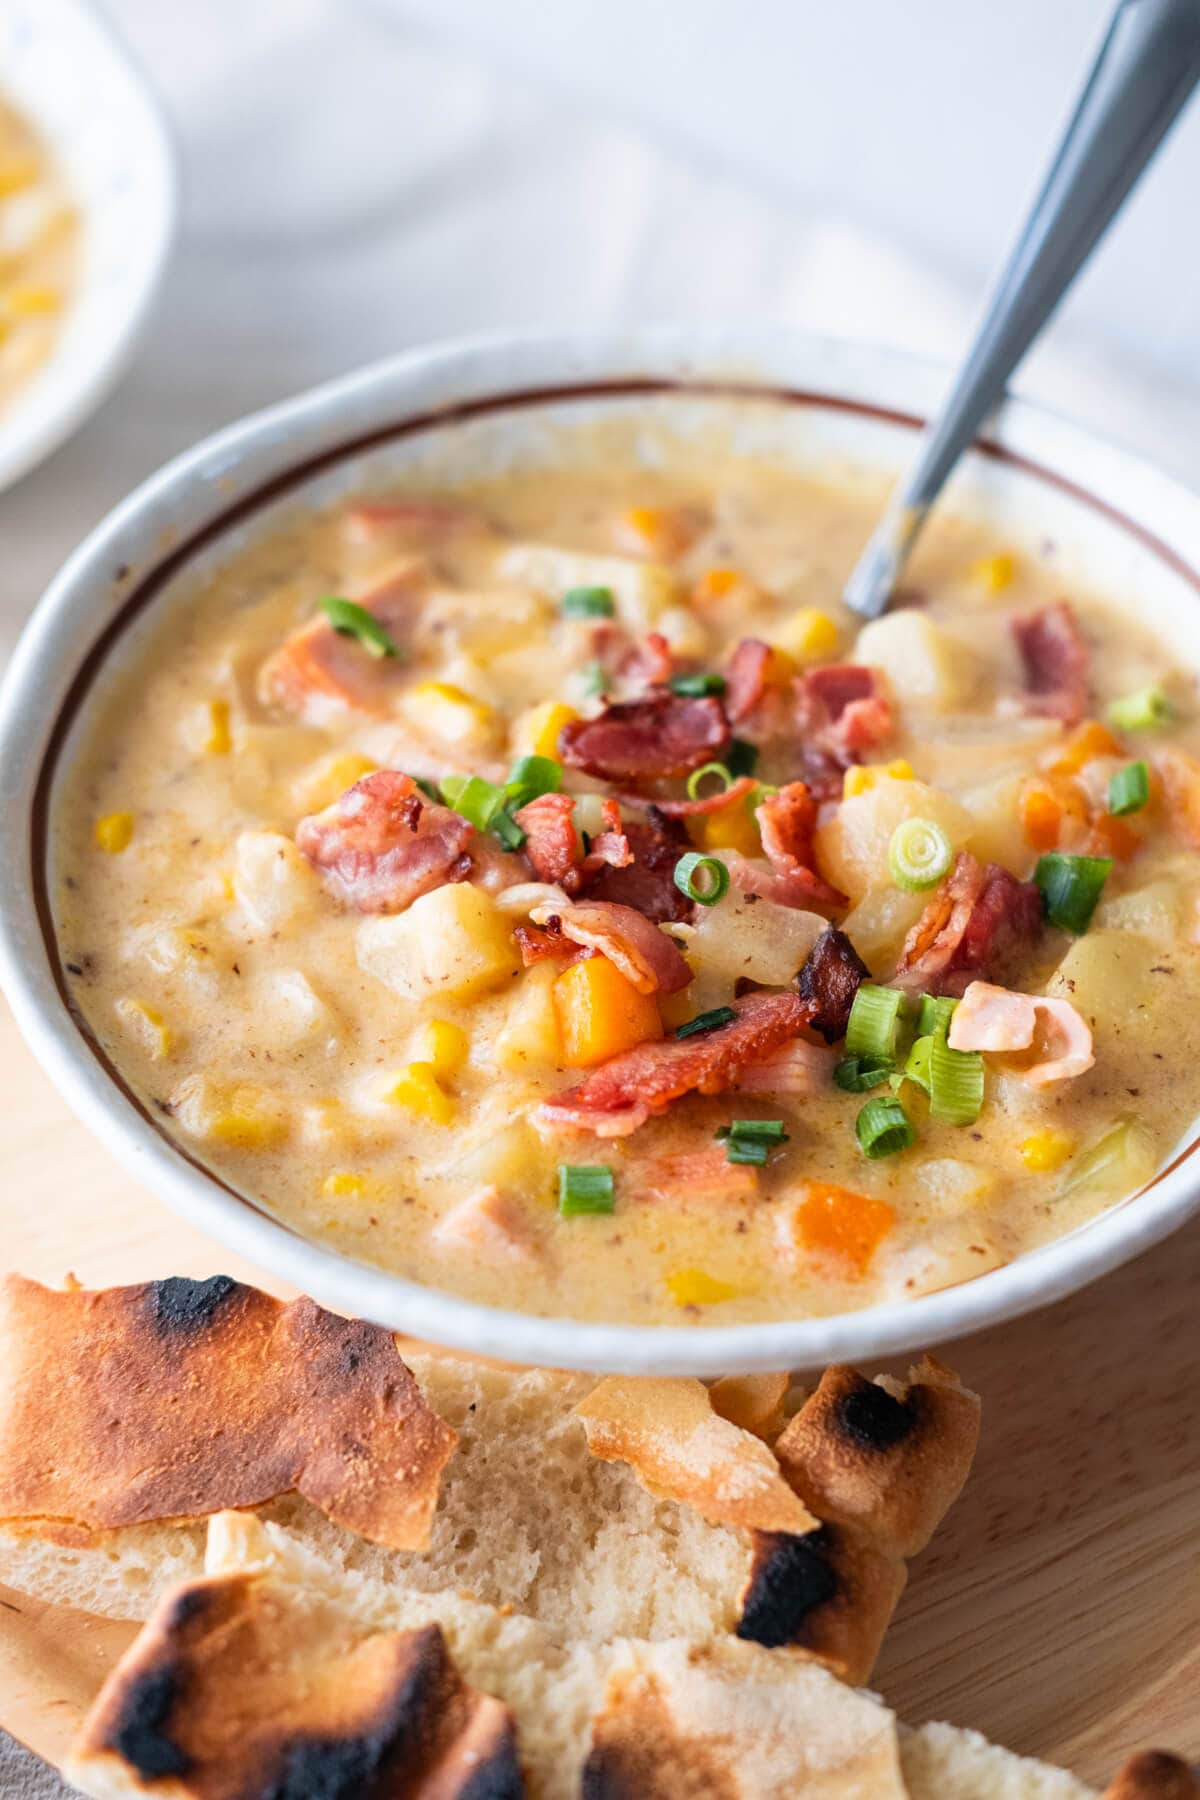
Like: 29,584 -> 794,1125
916,993 -> 958,1040
319,596 -> 401,659
1108,684 -> 1171,732
1057,1115 -> 1156,1204
928,1035 -> 984,1126
715,1119 -> 788,1142
676,1006 -> 736,1040
1108,760 -> 1149,817
674,852 -> 730,907
726,738 -> 759,777
888,817 -> 953,892
440,774 -> 505,831
414,777 -> 441,802
686,761 -> 732,801
558,1164 -> 615,1216
727,1138 -> 770,1166
505,754 -> 562,810
1035,852 -> 1112,934
855,1095 -> 915,1160
833,1053 -> 893,1093
902,1034 -> 933,1094
579,659 -> 607,697
493,808 -> 527,851
562,586 -> 616,619
670,671 -> 726,697
845,983 -> 906,1061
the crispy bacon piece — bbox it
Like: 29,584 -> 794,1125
532,991 -> 811,1138
530,900 -> 692,995
794,664 -> 894,765
581,797 -> 634,874
560,693 -> 729,783
514,918 -> 578,966
1012,601 -> 1089,725
635,1145 -> 760,1204
257,566 -> 425,726
625,776 -> 758,818
583,811 -> 695,924
588,625 -> 675,696
798,926 -> 871,1043
724,638 -> 773,726
747,782 -> 848,911
295,770 -> 473,914
513,792 -> 582,894
892,851 -> 1042,997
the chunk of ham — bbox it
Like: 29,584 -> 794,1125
532,991 -> 811,1138
295,770 -> 473,913
529,900 -> 691,995
892,852 -> 1043,997
634,1145 -> 760,1204
431,1187 -> 534,1259
257,564 -> 425,726
794,664 -> 894,764
948,980 -> 1094,1085
513,792 -> 582,894
735,1036 -> 834,1095
340,497 -> 494,552
744,782 -> 848,911
1012,601 -> 1089,726
582,811 -> 695,924
559,693 -> 729,782
584,625 -> 675,699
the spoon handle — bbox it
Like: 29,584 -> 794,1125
844,0 -> 1200,619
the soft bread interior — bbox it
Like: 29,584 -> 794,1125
901,1723 -> 1095,1799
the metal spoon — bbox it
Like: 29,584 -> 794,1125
844,0 -> 1200,620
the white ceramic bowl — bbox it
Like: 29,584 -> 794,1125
2,326 -> 1199,1374
0,0 -> 176,492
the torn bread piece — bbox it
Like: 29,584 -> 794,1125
0,1274 -> 456,1551
708,1372 -> 792,1443
1101,1754 -> 1200,1800
65,1560 -> 523,1800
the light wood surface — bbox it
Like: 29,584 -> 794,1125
0,992 -> 1196,1790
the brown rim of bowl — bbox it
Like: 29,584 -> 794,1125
29,375 -> 1200,1233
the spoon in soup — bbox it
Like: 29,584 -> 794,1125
844,0 -> 1200,620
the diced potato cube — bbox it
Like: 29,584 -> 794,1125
854,611 -> 978,712
1044,930 -> 1168,1042
494,963 -> 562,1073
837,886 -> 926,974
233,831 -> 321,932
255,969 -> 338,1048
357,882 -> 519,1003
655,604 -> 711,659
955,773 -> 1031,875
683,888 -> 825,1011
95,812 -> 133,854
915,1158 -> 996,1211
400,681 -> 500,754
498,543 -> 677,629
386,1062 -> 455,1126
815,777 -> 975,907
113,997 -> 173,1061
294,751 -> 377,814
173,1076 -> 289,1150
414,1018 -> 470,1078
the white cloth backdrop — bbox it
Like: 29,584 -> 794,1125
2,0 -> 1199,1788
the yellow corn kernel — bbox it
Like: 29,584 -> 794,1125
1020,1127 -> 1077,1173
207,1085 -> 288,1150
773,607 -> 839,664
403,681 -> 498,750
413,1018 -> 469,1079
693,565 -> 742,602
0,158 -> 38,199
4,285 -> 60,317
114,997 -> 173,1061
296,751 -> 378,813
666,1268 -> 741,1307
386,1061 -> 455,1126
95,811 -> 134,854
973,552 -> 1016,593
698,803 -> 761,857
204,699 -> 232,755
842,759 -> 914,800
322,1170 -> 371,1199
513,699 -> 578,761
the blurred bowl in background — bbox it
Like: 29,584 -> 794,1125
0,0 -> 176,494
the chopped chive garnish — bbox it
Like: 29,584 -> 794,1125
916,993 -> 958,1039
928,1033 -> 984,1125
562,586 -> 616,619
493,808 -> 527,850
686,761 -> 732,801
888,817 -> 953,892
319,596 -> 401,659
415,777 -> 441,802
902,1034 -> 933,1094
673,851 -> 730,907
1108,684 -> 1171,732
715,1119 -> 788,1142
579,659 -> 607,697
670,671 -> 726,697
505,754 -> 562,810
675,1005 -> 736,1040
1035,852 -> 1112,934
855,1095 -> 915,1160
844,983 -> 906,1061
558,1164 -> 615,1216
1108,760 -> 1149,817
727,1138 -> 770,1166
441,773 -> 504,831
833,1053 -> 893,1093
726,737 -> 759,777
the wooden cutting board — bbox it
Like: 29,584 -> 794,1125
0,992 -> 1196,1790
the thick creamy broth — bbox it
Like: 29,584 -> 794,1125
0,97 -> 77,407
54,430 -> 1200,1326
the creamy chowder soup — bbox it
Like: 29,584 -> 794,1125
0,97 -> 77,406
53,426 -> 1200,1326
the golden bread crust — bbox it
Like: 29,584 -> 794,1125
1103,1753 -> 1200,1800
